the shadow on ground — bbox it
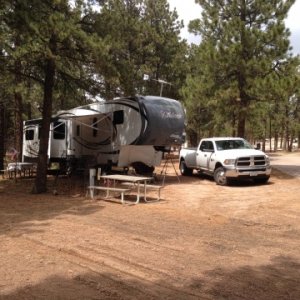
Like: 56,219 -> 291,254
0,255 -> 299,300
0,176 -> 104,237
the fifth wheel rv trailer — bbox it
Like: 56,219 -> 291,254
22,95 -> 185,174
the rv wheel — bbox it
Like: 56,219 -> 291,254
131,162 -> 154,176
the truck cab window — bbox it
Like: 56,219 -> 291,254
206,141 -> 214,151
199,142 -> 206,151
200,141 -> 214,152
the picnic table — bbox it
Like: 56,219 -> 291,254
6,162 -> 36,178
88,174 -> 163,204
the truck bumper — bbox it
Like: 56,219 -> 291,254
225,166 -> 272,178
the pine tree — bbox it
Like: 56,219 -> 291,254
1,0 -> 107,193
94,0 -> 187,98
187,0 -> 296,138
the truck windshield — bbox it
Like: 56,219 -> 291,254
215,139 -> 253,150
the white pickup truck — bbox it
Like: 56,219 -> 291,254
179,137 -> 271,185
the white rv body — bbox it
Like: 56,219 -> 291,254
22,95 -> 185,173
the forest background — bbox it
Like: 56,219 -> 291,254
0,0 -> 299,192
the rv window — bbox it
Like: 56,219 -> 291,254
113,110 -> 124,125
92,118 -> 98,137
25,129 -> 34,140
53,121 -> 65,140
76,125 -> 80,136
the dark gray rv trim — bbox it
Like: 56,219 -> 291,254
134,95 -> 185,146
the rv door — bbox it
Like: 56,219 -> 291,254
49,120 -> 67,161
22,123 -> 40,162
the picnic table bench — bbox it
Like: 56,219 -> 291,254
87,185 -> 131,204
121,182 -> 163,201
3,162 -> 36,179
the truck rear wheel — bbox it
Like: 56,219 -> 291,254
214,167 -> 228,186
179,160 -> 193,176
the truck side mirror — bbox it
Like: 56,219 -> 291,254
255,143 -> 261,150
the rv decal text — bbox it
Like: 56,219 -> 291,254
160,110 -> 182,119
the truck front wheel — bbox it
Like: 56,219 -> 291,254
180,160 -> 193,176
214,167 -> 228,186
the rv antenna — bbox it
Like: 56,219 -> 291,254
143,74 -> 172,96
156,79 -> 172,97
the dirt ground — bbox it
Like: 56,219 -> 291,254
0,153 -> 300,300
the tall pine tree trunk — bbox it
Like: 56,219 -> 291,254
32,34 -> 56,194
231,112 -> 236,137
274,131 -> 278,152
237,3 -> 247,139
284,105 -> 290,151
0,102 -> 5,171
237,113 -> 246,138
14,91 -> 23,160
269,116 -> 272,151
186,128 -> 198,147
237,98 -> 248,138
14,33 -> 23,160
273,100 -> 279,152
288,133 -> 294,152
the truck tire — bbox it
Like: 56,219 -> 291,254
214,167 -> 228,186
180,160 -> 193,176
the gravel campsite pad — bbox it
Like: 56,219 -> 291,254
1,153 -> 300,299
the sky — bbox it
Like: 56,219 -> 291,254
168,0 -> 300,55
